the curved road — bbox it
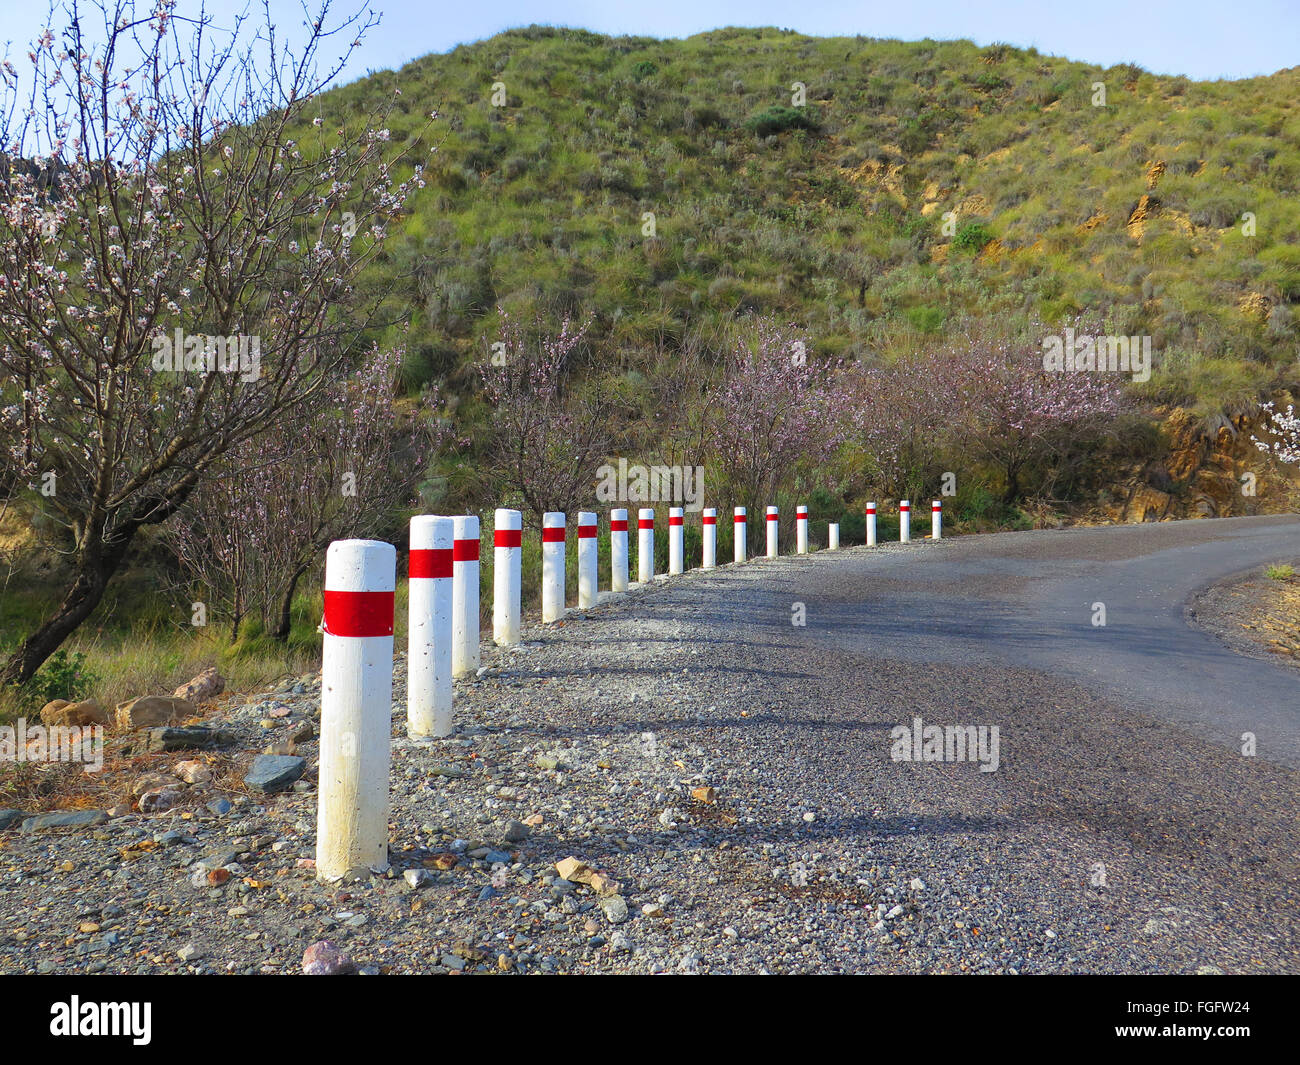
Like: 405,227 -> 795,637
560,513 -> 1300,972
801,514 -> 1300,767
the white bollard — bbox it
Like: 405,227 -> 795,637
900,500 -> 911,543
668,506 -> 685,574
408,515 -> 454,741
734,506 -> 747,563
451,515 -> 480,680
638,508 -> 655,583
702,508 -> 717,569
796,505 -> 809,554
577,512 -> 598,608
318,538 -> 394,882
542,512 -> 566,622
932,500 -> 942,540
828,522 -> 840,549
866,502 -> 877,547
610,509 -> 629,593
766,505 -> 779,558
493,508 -> 522,647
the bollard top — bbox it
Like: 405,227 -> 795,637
797,506 -> 808,517
900,499 -> 910,508
734,506 -> 747,515
703,507 -> 717,516
494,508 -> 522,530
453,514 -> 480,538
669,506 -> 684,517
866,502 -> 877,511
610,508 -> 628,521
933,500 -> 942,509
638,507 -> 655,519
766,505 -> 778,515
325,539 -> 396,593
578,511 -> 598,526
543,511 -> 566,528
411,514 -> 453,551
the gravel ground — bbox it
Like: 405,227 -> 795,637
1,524 -> 1297,975
1189,568 -> 1300,670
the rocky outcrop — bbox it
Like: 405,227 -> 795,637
114,695 -> 197,730
1101,402 -> 1300,523
173,668 -> 224,703
39,699 -> 108,727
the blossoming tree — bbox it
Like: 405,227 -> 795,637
477,313 -> 610,519
705,319 -> 853,512
165,343 -> 433,642
0,0 -> 430,682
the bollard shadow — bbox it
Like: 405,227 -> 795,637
490,662 -> 818,684
473,712 -> 904,740
387,812 -> 1010,895
504,811 -> 1011,874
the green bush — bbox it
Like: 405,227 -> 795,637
953,221 -> 995,253
744,105 -> 818,137
18,649 -> 99,711
955,487 -> 1033,531
1259,245 -> 1300,301
904,305 -> 947,332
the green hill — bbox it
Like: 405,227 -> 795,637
331,25 -> 1298,413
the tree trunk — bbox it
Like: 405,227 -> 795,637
270,564 -> 310,642
1003,461 -> 1022,505
0,549 -> 121,685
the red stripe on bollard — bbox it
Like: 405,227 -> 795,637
610,519 -> 628,531
453,539 -> 480,562
578,526 -> 597,539
867,505 -> 876,513
409,548 -> 453,579
322,589 -> 394,638
734,514 -> 746,523
766,514 -> 778,522
901,504 -> 910,512
669,515 -> 683,526
638,517 -> 654,529
494,529 -> 522,548
542,527 -> 566,543
703,515 -> 717,525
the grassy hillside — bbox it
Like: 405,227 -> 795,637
331,25 -> 1299,413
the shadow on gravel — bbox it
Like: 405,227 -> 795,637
483,713 -> 902,739
548,635 -> 789,652
493,663 -> 818,683
547,811 -> 1012,863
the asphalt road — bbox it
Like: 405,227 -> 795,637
797,514 -> 1300,767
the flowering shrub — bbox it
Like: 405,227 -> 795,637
1253,402 -> 1300,465
704,319 -> 854,511
477,313 -> 609,519
166,344 -> 434,641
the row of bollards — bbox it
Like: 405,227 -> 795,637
316,498 -> 941,881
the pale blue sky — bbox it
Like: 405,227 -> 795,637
0,0 -> 1295,83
